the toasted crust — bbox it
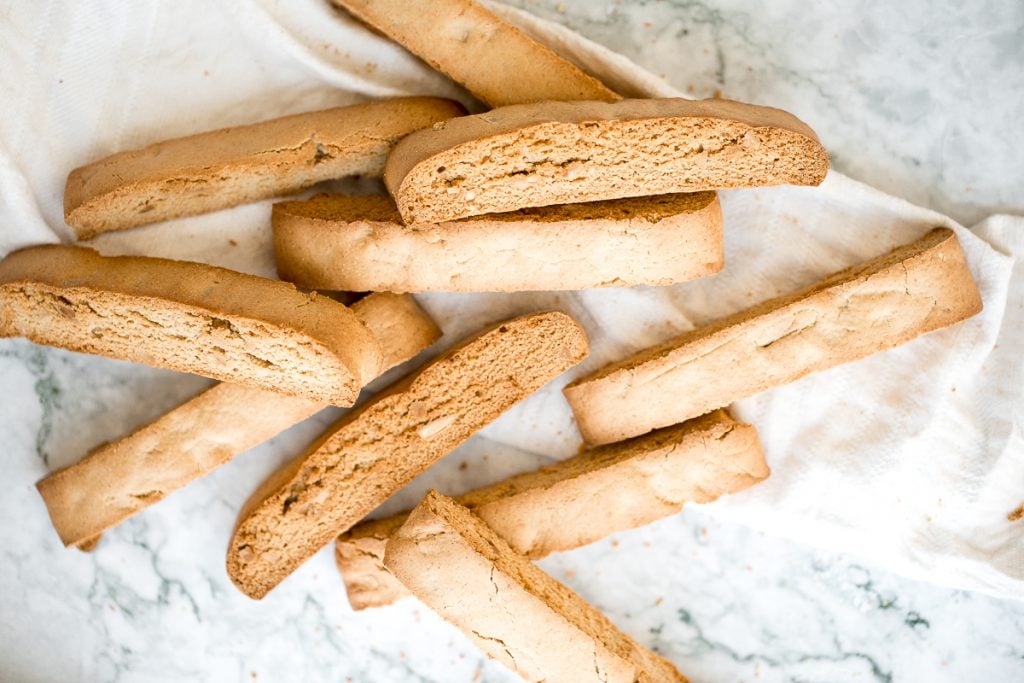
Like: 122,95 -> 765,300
385,492 -> 688,682
34,293 -> 440,549
565,228 -> 984,444
272,192 -> 723,292
385,97 -> 829,223
336,409 -> 768,609
226,311 -> 589,599
332,0 -> 618,107
64,97 -> 465,238
0,245 -> 382,406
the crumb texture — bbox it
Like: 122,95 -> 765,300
0,246 -> 381,405
386,97 -> 829,223
565,228 -> 983,444
227,311 -> 588,599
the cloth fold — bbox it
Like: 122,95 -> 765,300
0,0 -> 1020,599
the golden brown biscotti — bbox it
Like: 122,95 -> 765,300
226,311 -> 589,599
272,192 -> 723,292
35,293 -> 440,550
0,245 -> 382,406
385,491 -> 688,683
332,0 -> 618,107
336,409 -> 767,610
64,97 -> 465,238
385,97 -> 829,223
565,228 -> 984,445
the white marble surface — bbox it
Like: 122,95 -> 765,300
2,1 -> 1024,682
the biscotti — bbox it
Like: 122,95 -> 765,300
332,0 -> 618,107
273,192 -> 723,292
227,311 -> 589,599
337,409 -> 767,609
0,245 -> 382,406
65,97 -> 465,238
565,228 -> 983,445
385,97 -> 829,223
385,491 -> 688,683
35,293 -> 440,550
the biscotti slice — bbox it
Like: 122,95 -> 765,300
273,192 -> 723,292
385,97 -> 829,223
0,245 -> 382,406
65,97 -> 465,238
332,0 -> 617,107
35,293 -> 440,550
337,409 -> 767,609
227,311 -> 589,599
566,228 -> 983,445
385,491 -> 688,683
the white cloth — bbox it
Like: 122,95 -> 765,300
1,0 -> 1021,600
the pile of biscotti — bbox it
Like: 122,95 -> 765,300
1,1 -> 984,681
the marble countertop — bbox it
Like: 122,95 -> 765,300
2,1 -> 1023,682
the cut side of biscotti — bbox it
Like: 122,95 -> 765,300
273,192 -> 723,292
385,491 -> 689,683
65,97 -> 465,238
0,245 -> 383,406
35,293 -> 440,550
226,311 -> 589,599
385,97 -> 829,223
336,409 -> 767,609
332,0 -> 618,107
565,228 -> 983,445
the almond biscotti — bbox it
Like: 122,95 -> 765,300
332,0 -> 618,107
0,245 -> 382,406
336,409 -> 767,610
65,97 -> 465,238
226,311 -> 589,599
272,192 -> 723,292
385,491 -> 689,683
565,228 -> 983,445
35,293 -> 440,550
385,97 -> 829,223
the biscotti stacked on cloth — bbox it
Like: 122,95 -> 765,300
2,0 -> 987,681
271,95 -> 830,292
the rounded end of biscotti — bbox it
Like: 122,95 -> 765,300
63,165 -> 129,240
63,165 -> 87,223
225,547 -> 273,600
226,510 -> 282,600
521,310 -> 590,366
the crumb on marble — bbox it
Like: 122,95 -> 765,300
1008,503 -> 1024,522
